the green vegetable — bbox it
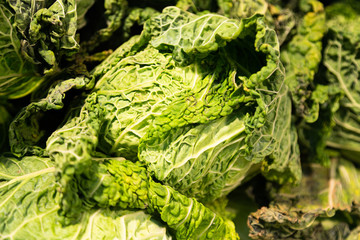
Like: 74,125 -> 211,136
0,156 -> 173,240
0,2 -> 44,99
324,1 -> 360,162
75,158 -> 239,239
282,0 -> 326,123
248,157 -> 360,239
1,0 -> 360,239
4,0 -> 78,71
40,8 -> 299,214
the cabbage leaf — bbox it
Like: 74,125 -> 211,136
324,1 -> 360,162
0,156 -> 173,240
0,3 -> 44,99
248,157 -> 360,239
281,0 -> 326,123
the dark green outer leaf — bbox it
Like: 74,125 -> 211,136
281,0 -> 326,123
324,1 -> 360,162
6,0 -> 79,71
248,158 -> 360,239
81,0 -> 128,51
9,76 -> 94,157
0,3 -> 44,99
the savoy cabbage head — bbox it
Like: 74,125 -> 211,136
6,5 -> 300,239
3,0 -> 360,239
38,6 -> 300,209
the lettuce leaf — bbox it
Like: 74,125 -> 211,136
0,0 -> 80,100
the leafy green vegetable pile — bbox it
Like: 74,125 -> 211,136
1,0 -> 360,239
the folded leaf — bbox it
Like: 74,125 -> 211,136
44,7 -> 300,210
69,158 -> 239,239
0,156 -> 173,239
6,0 -> 79,72
0,3 -> 44,99
281,0 -> 326,123
8,35 -> 142,157
248,157 -> 360,239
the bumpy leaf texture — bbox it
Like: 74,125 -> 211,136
324,1 -> 360,163
73,158 -> 239,239
0,156 -> 173,240
42,7 -> 300,214
217,0 -> 268,19
281,0 -> 326,123
0,0 -> 79,99
5,0 -> 79,71
265,1 -> 296,46
248,157 -> 360,240
8,33 -> 143,157
0,2 -> 44,99
138,7 -> 300,199
217,0 -> 296,46
9,76 -> 95,156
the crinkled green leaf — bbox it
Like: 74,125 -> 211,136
297,89 -> 339,165
76,0 -> 96,29
45,8 -> 299,211
217,0 -> 296,46
122,7 -> 159,39
248,157 -> 360,239
140,113 -> 258,201
323,1 -> 360,162
144,7 -> 243,64
0,156 -> 173,239
66,158 -> 239,239
6,0 -> 79,72
217,0 -> 268,19
266,2 -> 296,46
9,76 -> 94,157
140,8 -> 300,199
8,35 -> 142,157
281,0 -> 326,123
0,3 -> 44,99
